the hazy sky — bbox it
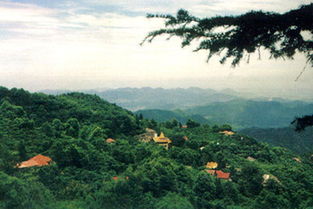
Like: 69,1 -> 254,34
0,0 -> 312,99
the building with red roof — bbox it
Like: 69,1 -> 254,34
205,169 -> 231,180
106,138 -> 116,143
215,170 -> 230,179
112,176 -> 129,181
17,154 -> 52,168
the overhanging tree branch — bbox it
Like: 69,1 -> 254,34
142,4 -> 313,67
292,115 -> 313,132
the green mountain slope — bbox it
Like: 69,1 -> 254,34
135,109 -> 210,124
0,87 -> 146,163
240,127 -> 313,154
1,86 -> 313,209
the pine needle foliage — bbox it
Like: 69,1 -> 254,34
142,4 -> 313,67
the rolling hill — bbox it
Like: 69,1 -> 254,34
2,86 -> 313,209
137,99 -> 313,129
240,127 -> 313,154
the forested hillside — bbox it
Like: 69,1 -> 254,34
1,87 -> 313,209
240,127 -> 313,154
135,109 -> 210,124
138,109 -> 313,154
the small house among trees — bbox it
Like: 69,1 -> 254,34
17,154 -> 52,168
219,130 -> 235,136
206,162 -> 218,169
205,169 -> 231,180
106,138 -> 116,143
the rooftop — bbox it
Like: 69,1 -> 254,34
106,138 -> 116,143
17,154 -> 52,168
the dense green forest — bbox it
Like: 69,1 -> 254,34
1,86 -> 313,209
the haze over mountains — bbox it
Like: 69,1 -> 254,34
42,87 -> 313,130
137,100 -> 313,128
43,87 -> 238,111
184,100 -> 313,129
42,87 -> 313,110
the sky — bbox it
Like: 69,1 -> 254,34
0,0 -> 312,99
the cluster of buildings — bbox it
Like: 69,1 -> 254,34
16,130 -> 232,181
205,161 -> 231,180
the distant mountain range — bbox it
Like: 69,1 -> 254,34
42,87 -> 239,111
137,99 -> 313,129
184,99 -> 313,129
42,87 -> 312,111
86,87 -> 238,111
41,87 -> 313,129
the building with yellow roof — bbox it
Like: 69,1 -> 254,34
153,132 -> 172,149
206,162 -> 218,169
219,130 -> 235,136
